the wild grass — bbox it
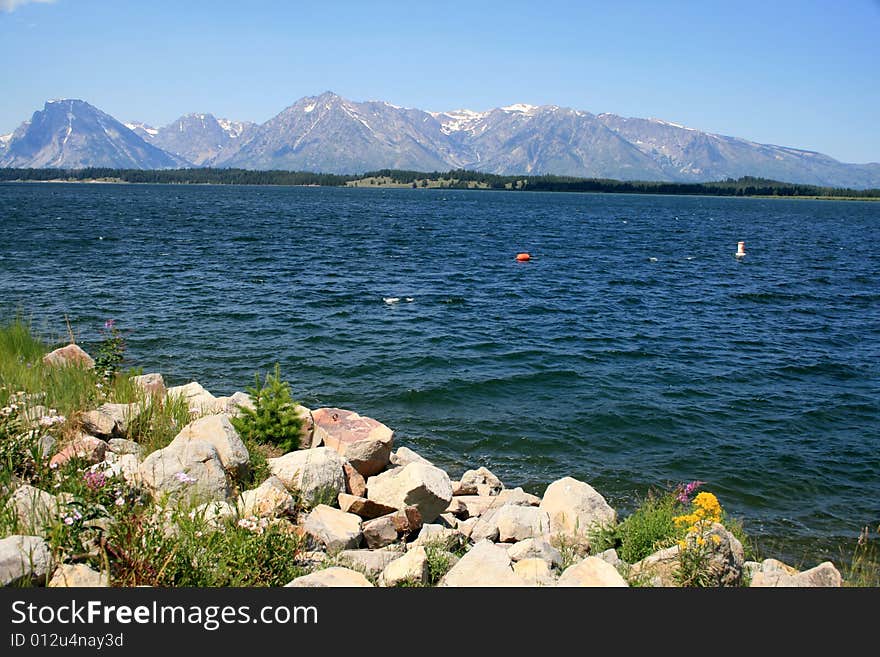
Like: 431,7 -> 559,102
842,525 -> 880,587
590,490 -> 685,564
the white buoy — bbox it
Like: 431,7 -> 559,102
735,241 -> 746,258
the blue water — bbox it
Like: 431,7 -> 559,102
2,182 -> 878,563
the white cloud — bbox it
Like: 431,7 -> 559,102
1,0 -> 57,13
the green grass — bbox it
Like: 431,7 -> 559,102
590,490 -> 686,564
843,526 -> 880,587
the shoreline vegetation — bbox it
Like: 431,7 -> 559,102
2,316 -> 877,588
1,167 -> 879,200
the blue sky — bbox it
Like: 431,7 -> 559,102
2,0 -> 878,163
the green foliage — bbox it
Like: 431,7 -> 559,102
230,364 -> 303,453
125,391 -> 192,455
674,540 -> 718,587
92,320 -> 126,380
425,544 -> 453,585
589,490 -> 686,564
843,525 -> 880,587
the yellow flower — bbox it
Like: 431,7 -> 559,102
678,540 -> 687,550
711,535 -> 722,545
696,536 -> 706,546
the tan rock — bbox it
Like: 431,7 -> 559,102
338,493 -> 397,519
166,381 -> 219,416
507,538 -> 563,567
48,563 -> 108,587
170,415 -> 249,480
0,535 -> 54,586
629,546 -> 680,587
138,439 -> 231,504
451,480 -> 478,496
539,476 -> 616,537
439,540 -> 525,587
42,344 -> 94,369
336,549 -> 402,578
380,546 -> 430,587
362,514 -> 399,549
513,558 -> 556,586
343,462 -> 367,497
367,462 -> 453,523
496,505 -> 551,543
6,485 -> 61,536
391,506 -> 423,535
410,524 -> 465,551
460,466 -> 503,495
80,409 -> 117,438
131,373 -> 165,398
312,408 -> 393,476
49,434 -> 109,468
558,557 -> 628,587
238,476 -> 296,518
285,567 -> 373,587
390,446 -> 433,467
303,505 -> 362,552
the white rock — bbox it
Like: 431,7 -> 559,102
439,540 -> 525,587
539,477 -> 616,536
380,546 -> 429,587
303,505 -> 362,552
166,381 -> 220,415
0,535 -> 54,586
5,485 -> 61,536
558,557 -> 628,587
460,466 -> 503,495
267,447 -> 346,508
496,505 -> 551,543
238,476 -> 296,518
285,567 -> 373,587
170,415 -> 250,480
366,462 -> 453,523
507,538 -> 563,567
336,549 -> 402,578
390,446 -> 434,467
410,524 -> 465,551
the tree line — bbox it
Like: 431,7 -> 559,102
1,168 -> 877,198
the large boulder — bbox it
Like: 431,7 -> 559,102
79,409 -> 118,438
238,476 -> 296,518
303,505 -> 362,552
750,559 -> 842,587
460,466 -> 504,496
366,462 -> 453,523
539,477 -> 616,537
170,415 -> 250,480
5,485 -> 61,536
96,402 -> 145,435
0,535 -> 54,586
285,567 -> 373,588
362,514 -> 400,549
49,563 -> 109,587
496,505 -> 551,543
390,446 -> 433,467
42,344 -> 94,369
267,447 -> 346,508
138,439 -> 231,505
439,540 -> 525,587
558,557 -> 628,587
312,408 -> 393,477
379,546 -> 430,587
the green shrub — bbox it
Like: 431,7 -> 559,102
230,364 -> 303,453
93,320 -> 126,380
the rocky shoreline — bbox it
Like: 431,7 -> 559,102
1,343 -> 843,588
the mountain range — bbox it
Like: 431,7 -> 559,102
1,92 -> 878,188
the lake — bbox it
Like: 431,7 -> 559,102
1,182 -> 878,563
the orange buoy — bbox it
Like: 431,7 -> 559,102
516,253 -> 531,262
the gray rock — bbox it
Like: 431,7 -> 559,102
336,549 -> 402,578
138,439 -> 231,505
507,538 -> 563,567
170,415 -> 250,480
539,476 -> 616,537
439,540 -> 525,587
107,438 -> 144,457
304,504 -> 362,552
97,402 -> 145,435
366,462 -> 453,523
380,546 -> 430,587
410,524 -> 465,551
596,548 -> 624,570
629,546 -> 680,587
496,505 -> 551,543
6,485 -> 61,536
750,558 -> 842,587
285,567 -> 373,587
0,535 -> 54,586
49,563 -> 109,587
558,556 -> 628,587
495,487 -> 542,506
268,447 -> 346,508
